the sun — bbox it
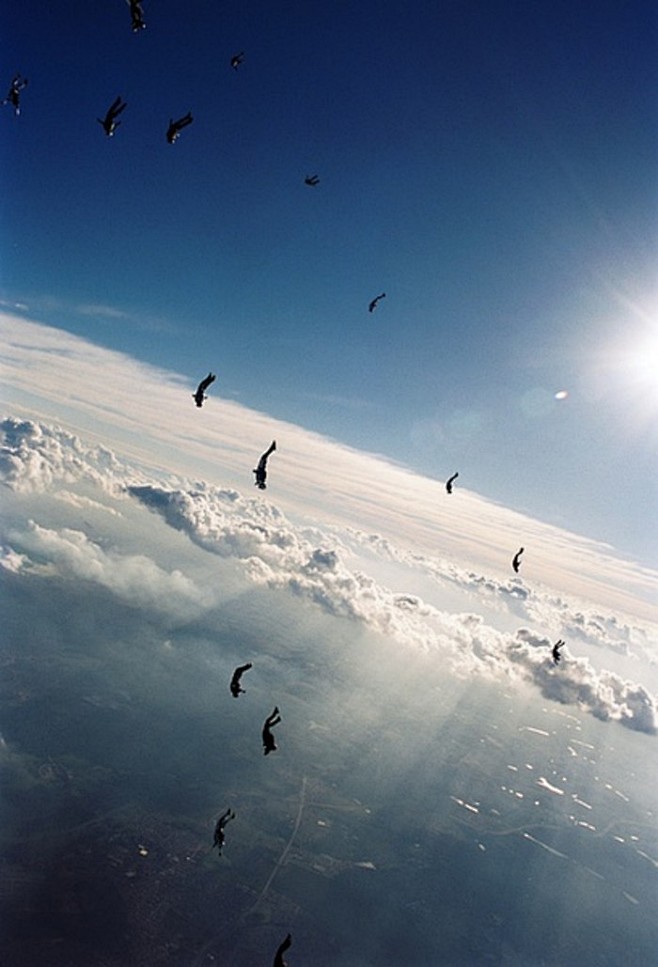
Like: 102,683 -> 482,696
593,285 -> 658,417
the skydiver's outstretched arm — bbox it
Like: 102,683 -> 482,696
273,933 -> 292,967
260,440 -> 277,465
108,95 -> 126,119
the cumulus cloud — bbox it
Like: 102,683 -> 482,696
342,526 -> 658,662
0,416 -> 135,495
6,520 -> 210,619
0,544 -> 30,574
1,410 -> 656,734
512,630 -> 657,734
128,482 -> 658,734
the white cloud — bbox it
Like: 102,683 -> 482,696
1,315 -> 657,734
0,416 -> 135,495
127,481 -> 657,734
6,520 -> 211,619
512,630 -> 657,734
1,312 -> 656,624
0,544 -> 30,573
54,490 -> 123,517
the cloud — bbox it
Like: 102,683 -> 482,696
128,481 -> 658,734
54,490 -> 122,517
342,526 -> 658,662
6,520 -> 211,619
2,312 -> 656,623
0,416 -> 135,494
512,630 -> 657,734
0,545 -> 30,573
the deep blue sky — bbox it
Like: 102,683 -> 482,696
2,0 -> 657,564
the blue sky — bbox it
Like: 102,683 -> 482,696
2,0 -> 657,565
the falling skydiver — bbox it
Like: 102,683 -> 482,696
512,547 -> 524,573
253,440 -> 276,489
97,95 -> 127,137
212,808 -> 236,854
2,74 -> 28,116
262,707 -> 281,755
304,174 -> 320,186
551,639 -> 565,664
230,52 -> 245,70
230,662 -> 253,697
368,292 -> 386,313
445,472 -> 459,494
193,372 -> 216,407
128,0 -> 146,32
273,933 -> 292,967
167,112 -> 194,144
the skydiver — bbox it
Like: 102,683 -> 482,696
512,547 -> 524,574
368,292 -> 386,313
2,74 -> 28,116
97,96 -> 127,137
446,471 -> 459,494
551,639 -> 565,665
230,662 -> 253,697
273,933 -> 292,967
230,52 -> 245,70
262,706 -> 281,755
193,372 -> 216,407
128,0 -> 146,32
212,807 -> 236,854
304,174 -> 320,186
167,112 -> 194,144
253,440 -> 276,490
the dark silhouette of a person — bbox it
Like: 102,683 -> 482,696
230,52 -> 245,70
305,175 -> 320,186
253,440 -> 276,489
512,547 -> 524,573
129,0 -> 146,32
212,808 -> 236,854
368,292 -> 386,313
273,933 -> 292,967
167,112 -> 194,144
262,707 -> 281,755
446,472 -> 459,494
2,74 -> 28,116
551,639 -> 565,664
97,95 -> 127,137
193,372 -> 216,407
230,662 -> 253,697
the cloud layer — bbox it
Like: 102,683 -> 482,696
2,312 -> 657,622
127,480 -> 657,735
2,413 -> 657,734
